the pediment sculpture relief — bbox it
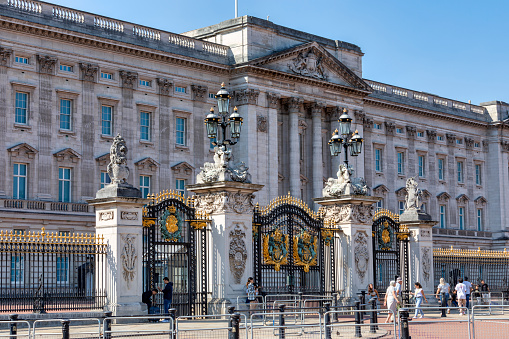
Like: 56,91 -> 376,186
288,50 -> 327,80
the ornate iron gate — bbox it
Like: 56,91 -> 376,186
142,191 -> 208,316
253,194 -> 336,295
372,209 -> 410,302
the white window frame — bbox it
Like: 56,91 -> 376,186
458,207 -> 465,230
15,91 -> 28,125
376,199 -> 384,211
375,148 -> 383,172
475,164 -> 482,185
373,122 -> 382,130
100,171 -> 111,189
176,117 -> 187,146
439,205 -> 447,228
398,201 -> 405,215
10,254 -> 24,284
139,175 -> 151,199
56,255 -> 69,283
58,167 -> 72,203
59,64 -> 73,72
140,111 -> 151,141
15,56 -> 29,64
477,209 -> 483,231
175,86 -> 186,94
396,127 -> 404,134
438,158 -> 445,181
176,179 -> 186,197
139,79 -> 152,87
457,161 -> 464,183
59,98 -> 72,131
100,71 -> 113,80
13,163 -> 27,200
418,155 -> 426,178
101,105 -> 113,136
397,152 -> 405,175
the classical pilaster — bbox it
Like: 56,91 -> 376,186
191,84 -> 208,172
406,125 -> 417,176
156,78 -> 173,187
119,70 -> 138,166
311,102 -> 324,208
353,110 -> 366,179
187,181 -> 263,313
266,92 -> 280,202
384,122 -> 396,209
426,130 -> 437,214
288,97 -> 303,197
327,107 -> 342,179
362,116 -> 373,189
37,55 -> 57,200
80,63 -> 99,198
465,137 -> 475,228
0,47 -> 11,196
446,133 -> 457,226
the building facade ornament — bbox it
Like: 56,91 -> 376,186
482,139 -> 489,152
286,97 -> 303,112
107,134 -> 130,185
0,47 -> 12,66
196,146 -> 251,183
99,211 -> 114,221
422,246 -> 431,282
228,223 -> 247,284
257,115 -> 268,132
405,125 -> 417,139
156,77 -> 173,96
309,102 -> 325,116
233,88 -> 260,106
354,110 -> 365,124
120,211 -> 138,220
500,141 -> 509,152
354,231 -> 369,283
191,84 -> 208,101
426,129 -> 437,143
384,122 -> 395,136
36,54 -> 57,74
266,92 -> 280,109
323,203 -> 374,225
464,137 -> 474,150
323,164 -> 369,197
287,49 -> 326,80
363,117 -> 374,130
79,63 -> 98,82
119,70 -> 138,89
120,234 -> 137,289
193,191 -> 255,215
404,177 -> 422,211
446,133 -> 456,145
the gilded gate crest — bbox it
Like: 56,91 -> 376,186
159,205 -> 182,242
293,231 -> 318,272
262,228 -> 289,271
379,221 -> 392,250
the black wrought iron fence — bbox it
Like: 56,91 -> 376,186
0,228 -> 107,313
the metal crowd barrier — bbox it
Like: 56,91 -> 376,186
399,307 -> 471,339
104,316 -> 174,339
33,318 -> 102,338
176,313 -> 246,339
324,309 -> 396,339
472,305 -> 509,339
0,319 -> 31,338
250,307 -> 322,338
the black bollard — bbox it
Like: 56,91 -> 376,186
400,309 -> 411,339
9,314 -> 18,339
354,301 -> 362,338
228,313 -> 240,339
61,319 -> 70,339
278,304 -> 286,339
103,311 -> 113,339
324,302 -> 332,339
360,291 -> 366,320
370,297 -> 378,333
169,308 -> 177,339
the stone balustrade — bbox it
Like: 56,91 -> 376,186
2,0 -> 229,58
432,227 -> 491,239
366,80 -> 486,115
1,198 -> 93,213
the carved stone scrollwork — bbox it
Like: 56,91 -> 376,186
384,122 -> 395,136
257,115 -> 268,132
286,97 -> 303,113
288,49 -> 327,80
464,137 -> 474,150
79,63 -> 98,82
353,110 -> 365,124
119,70 -> 138,89
191,85 -> 208,101
233,89 -> 260,106
446,133 -> 456,145
120,234 -> 137,289
229,223 -> 247,284
500,141 -> 509,152
422,247 -> 431,282
323,203 -> 374,225
354,231 -> 369,283
99,211 -> 114,221
193,191 -> 255,215
426,129 -> 437,143
37,55 -> 57,74
482,140 -> 489,152
406,126 -> 417,139
309,102 -> 325,116
121,211 -> 138,220
0,47 -> 12,67
156,77 -> 173,96
266,92 -> 280,109
364,117 -> 374,130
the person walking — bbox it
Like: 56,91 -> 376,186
464,277 -> 472,309
368,283 -> 380,310
158,277 -> 173,321
246,277 -> 257,313
436,278 -> 450,316
455,278 -> 467,315
410,282 -> 427,319
383,280 -> 400,323
395,277 -> 403,307
479,280 -> 490,305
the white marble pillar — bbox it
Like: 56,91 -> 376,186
288,97 -> 302,197
311,103 -> 324,208
267,93 -> 280,202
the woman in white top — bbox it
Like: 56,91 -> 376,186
383,280 -> 400,323
455,278 -> 467,315
410,282 -> 428,319
436,278 -> 451,315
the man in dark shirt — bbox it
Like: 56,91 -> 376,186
158,277 -> 173,318
142,289 -> 158,312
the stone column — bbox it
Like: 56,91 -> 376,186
311,103 -> 324,208
119,70 -> 138,166
187,181 -> 263,313
316,195 -> 380,299
446,133 -> 457,226
266,93 -> 280,202
384,122 -> 396,209
0,47 -> 12,197
191,84 -> 208,167
400,211 -> 436,294
426,130 -> 437,214
288,97 -> 302,197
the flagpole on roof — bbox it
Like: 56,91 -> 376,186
235,0 -> 238,18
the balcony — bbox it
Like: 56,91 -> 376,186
1,198 -> 93,214
432,227 -> 491,239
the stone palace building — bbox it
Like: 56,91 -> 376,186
0,0 -> 508,249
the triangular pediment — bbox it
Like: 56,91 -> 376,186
8,143 -> 38,159
53,148 -> 81,162
373,184 -> 389,196
95,152 -> 110,166
247,42 -> 371,91
135,157 -> 160,171
171,161 -> 194,176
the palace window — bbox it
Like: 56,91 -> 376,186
208,93 -> 215,99
475,164 -> 482,185
210,137 -> 216,150
58,167 -> 72,202
417,131 -> 424,137
457,161 -> 464,183
397,152 -> 405,175
396,127 -> 404,134
398,201 -> 405,215
15,92 -> 28,125
176,117 -> 187,146
456,139 -> 463,145
373,122 -> 382,130
176,179 -> 186,197
56,256 -> 69,283
474,142 -> 480,148
101,105 -> 113,136
437,135 -> 444,141
139,175 -> 150,199
15,56 -> 29,64
59,64 -> 73,72
418,155 -> 426,177
375,149 -> 383,172
13,163 -> 27,200
100,72 -> 113,80
139,79 -> 152,87
376,199 -> 384,211
140,111 -> 151,141
10,254 -> 24,283
60,99 -> 72,131
175,86 -> 186,93
438,158 -> 445,181
439,205 -> 447,228
477,209 -> 484,231
458,207 -> 465,230
100,171 -> 111,189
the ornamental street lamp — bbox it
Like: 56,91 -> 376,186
204,83 -> 243,147
328,108 -> 363,166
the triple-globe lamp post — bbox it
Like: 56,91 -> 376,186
328,108 -> 364,166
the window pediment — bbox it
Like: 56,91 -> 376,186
437,192 -> 451,202
95,153 -> 110,166
373,184 -> 389,196
8,143 -> 38,159
171,161 -> 194,176
135,157 -> 160,172
53,148 -> 81,163
475,196 -> 487,206
395,187 -> 407,198
456,194 -> 469,205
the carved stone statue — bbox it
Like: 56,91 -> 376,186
107,134 -> 130,185
404,177 -> 421,211
196,145 -> 251,184
323,164 -> 369,197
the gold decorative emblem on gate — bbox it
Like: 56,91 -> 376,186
262,228 -> 288,271
379,221 -> 392,250
321,229 -> 334,247
293,231 -> 318,273
159,205 -> 182,242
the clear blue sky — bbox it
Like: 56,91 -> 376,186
51,0 -> 507,105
